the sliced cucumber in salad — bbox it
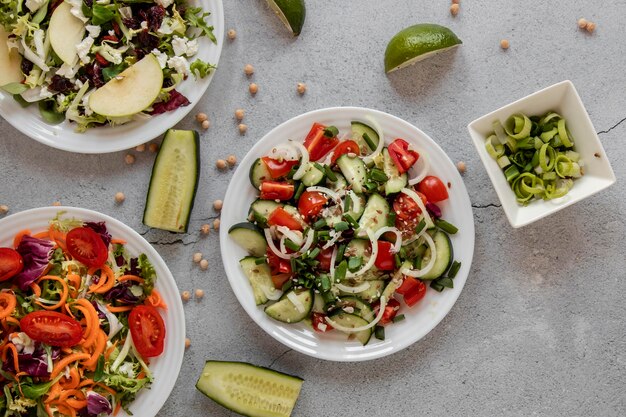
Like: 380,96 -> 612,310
229,223 -> 267,257
420,230 -> 453,280
239,257 -> 276,306
336,154 -> 367,193
328,312 -> 372,345
357,193 -> 390,237
265,289 -> 314,323
351,121 -> 380,154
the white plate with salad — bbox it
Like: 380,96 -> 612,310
0,0 -> 223,153
0,206 -> 185,416
220,107 -> 475,362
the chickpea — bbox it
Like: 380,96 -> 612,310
200,224 -> 210,235
500,39 -> 510,50
296,82 -> 307,95
185,338 -> 191,349
227,29 -> 236,40
213,199 -> 223,211
227,155 -> 237,166
199,259 -> 209,270
181,291 -> 191,302
193,252 -> 202,263
0,205 -> 8,215
249,83 -> 258,95
578,18 -> 588,29
450,4 -> 459,16
149,143 -> 159,153
216,159 -> 227,170
195,289 -> 205,299
52,201 -> 62,207
238,124 -> 248,135
235,109 -> 245,121
244,64 -> 254,76
452,0 -> 459,3
135,144 -> 146,152
213,218 -> 221,231
196,113 -> 208,123
201,120 -> 210,130
586,22 -> 596,33
457,161 -> 466,174
114,192 -> 125,203
125,154 -> 135,164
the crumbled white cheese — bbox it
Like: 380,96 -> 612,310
167,56 -> 189,76
74,79 -> 84,89
11,332 -> 35,355
66,0 -> 89,23
156,0 -> 174,8
151,49 -> 168,69
185,39 -> 199,57
140,21 -> 148,30
172,36 -> 199,57
82,89 -> 94,116
56,93 -> 66,107
85,25 -> 101,38
118,362 -> 136,378
76,36 -> 95,64
39,86 -> 54,99
108,30 -> 116,37
317,322 -> 328,332
119,6 -> 132,20
25,0 -> 46,13
56,62 -> 80,79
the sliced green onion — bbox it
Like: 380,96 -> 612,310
374,325 -> 385,340
435,219 -> 458,234
343,213 -> 359,228
308,247 -> 320,260
293,182 -> 305,201
448,261 -> 461,279
369,168 -> 388,183
347,256 -> 362,271
343,194 -> 352,213
282,280 -> 293,292
313,218 -> 327,229
255,257 -> 267,265
324,126 -> 339,137
334,221 -> 349,231
324,165 -> 337,181
392,314 -> 406,323
504,113 -> 532,139
336,244 -> 346,264
320,274 -> 331,291
504,165 -> 520,182
485,135 -> 505,159
414,219 -> 426,235
321,290 -> 335,304
497,155 -> 511,169
394,254 -> 402,268
430,281 -> 444,292
557,118 -> 572,148
334,260 -> 347,282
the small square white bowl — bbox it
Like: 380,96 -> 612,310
467,80 -> 616,228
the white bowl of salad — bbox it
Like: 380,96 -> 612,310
0,0 -> 223,153
0,206 -> 185,416
220,107 -> 475,362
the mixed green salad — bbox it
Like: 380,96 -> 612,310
229,119 -> 462,345
0,212 -> 167,416
0,0 -> 216,131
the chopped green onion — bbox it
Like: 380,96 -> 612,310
334,221 -> 349,231
435,219 -> 458,234
334,260 -> 347,282
255,257 -> 267,265
369,168 -> 388,183
362,132 -> 377,151
414,219 -> 426,235
282,280 -> 293,292
448,261 -> 461,279
293,182 -> 305,201
313,219 -> 327,229
504,165 -> 520,182
336,244 -> 346,264
321,290 -> 335,304
343,213 -> 359,228
343,194 -> 352,212
324,165 -> 337,181
324,126 -> 339,137
347,256 -> 362,271
430,281 -> 444,292
308,247 -> 320,260
387,211 -> 397,227
437,277 -> 454,289
320,274 -> 331,291
497,155 -> 511,169
394,254 -> 402,268
374,325 -> 385,340
392,314 -> 405,323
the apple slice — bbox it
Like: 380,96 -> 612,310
49,2 -> 85,66
0,26 -> 23,86
89,54 -> 164,117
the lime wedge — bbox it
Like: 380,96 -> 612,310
384,23 -> 462,73
265,0 -> 306,36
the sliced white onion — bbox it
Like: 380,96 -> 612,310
268,144 -> 299,161
373,226 -> 402,253
21,38 -> 49,71
335,282 -> 370,294
401,232 -> 437,278
347,191 -> 362,214
362,116 -> 385,164
299,229 -> 315,254
290,141 -> 310,180
264,228 -> 292,259
260,285 -> 283,301
276,226 -> 304,246
322,230 -> 342,250
401,224 -> 427,246
401,187 -> 434,229
286,291 -> 305,313
329,246 -> 338,279
325,296 -> 388,333
346,229 -> 378,278
306,186 -> 342,202
408,150 -> 431,186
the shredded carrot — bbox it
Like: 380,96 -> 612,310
83,330 -> 106,369
104,340 -> 119,361
0,292 -> 17,319
110,238 -> 127,245
137,371 -> 146,379
2,316 -> 19,329
96,383 -> 117,396
51,402 -> 77,417
32,230 -> 51,240
1,343 -> 20,373
71,299 -> 100,348
66,274 -> 82,297
45,382 -> 62,404
45,403 -> 54,417
50,353 -> 90,379
60,368 -> 80,390
78,378 -> 95,388
29,282 -> 42,297
106,304 -> 133,313
13,229 -> 31,248
49,227 -> 67,252
145,288 -> 168,310
35,275 -> 69,311
88,265 -> 116,294
113,400 -> 122,415
118,275 -> 144,284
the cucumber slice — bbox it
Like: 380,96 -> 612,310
382,148 -> 407,195
249,199 -> 283,227
420,230 -> 453,280
334,297 -> 375,322
143,129 -> 199,233
265,289 -> 313,323
249,158 -> 272,189
357,193 -> 390,237
239,257 -> 275,305
196,361 -> 303,417
338,279 -> 385,303
351,121 -> 380,153
326,172 -> 348,192
344,239 -> 384,281
229,222 -> 267,257
300,162 -> 325,186
344,191 -> 366,221
336,154 -> 367,193
328,312 -> 372,345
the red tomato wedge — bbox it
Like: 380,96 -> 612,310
316,247 -> 334,271
66,227 -> 108,268
417,175 -> 449,202
330,140 -> 360,164
303,123 -> 339,161
373,298 -> 401,325
297,191 -> 328,218
259,181 -> 295,201
271,273 -> 291,289
261,157 -> 299,179
0,247 -> 23,282
267,247 -> 292,275
374,241 -> 395,271
388,139 -> 419,174
312,312 -> 333,332
396,277 -> 427,307
20,311 -> 82,347
267,207 -> 303,231
129,305 -> 166,358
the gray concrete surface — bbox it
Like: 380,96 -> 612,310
1,1 -> 625,416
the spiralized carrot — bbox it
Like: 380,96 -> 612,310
50,353 -> 90,379
60,368 -> 80,390
0,292 -> 17,319
145,288 -> 168,311
71,299 -> 100,348
113,401 -> 122,416
104,340 -> 118,361
32,230 -> 51,240
78,379 -> 95,389
1,343 -> 20,373
83,330 -> 106,370
66,274 -> 82,297
106,304 -> 133,313
35,276 -> 69,311
118,275 -> 144,284
29,282 -> 42,297
110,238 -> 127,245
96,383 -> 117,396
88,265 -> 116,294
49,227 -> 67,252
13,229 -> 31,248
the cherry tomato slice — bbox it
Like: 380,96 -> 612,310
0,247 -> 23,282
259,181 -> 295,201
373,298 -> 401,325
261,157 -> 299,179
129,305 -> 166,358
417,175 -> 449,202
316,247 -> 334,271
267,207 -> 303,231
393,192 -> 426,221
20,311 -> 82,347
303,123 -> 339,161
330,140 -> 360,165
298,191 -> 328,218
388,139 -> 420,174
271,273 -> 291,289
266,247 -> 292,275
66,227 -> 108,268
396,276 -> 427,307
312,312 -> 333,332
374,241 -> 395,271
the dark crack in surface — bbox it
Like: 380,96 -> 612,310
598,116 -> 626,135
268,348 -> 293,369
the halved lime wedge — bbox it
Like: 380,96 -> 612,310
265,0 -> 306,36
384,23 -> 462,73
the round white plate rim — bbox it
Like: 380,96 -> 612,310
0,0 -> 224,154
0,206 -> 185,416
220,106 -> 475,362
